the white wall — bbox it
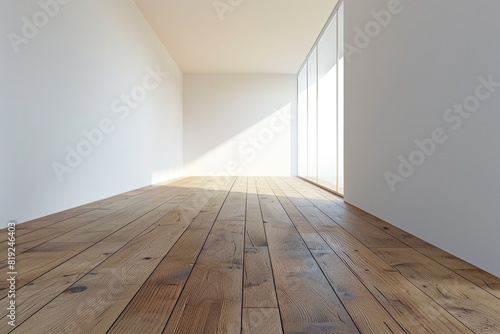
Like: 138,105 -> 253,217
184,75 -> 297,176
0,0 -> 183,228
344,0 -> 500,276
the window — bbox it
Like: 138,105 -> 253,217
298,65 -> 308,177
307,48 -> 318,182
318,14 -> 338,190
297,2 -> 344,195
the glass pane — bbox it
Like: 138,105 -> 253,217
338,3 -> 344,194
307,49 -> 318,182
317,15 -> 338,191
298,65 -> 308,177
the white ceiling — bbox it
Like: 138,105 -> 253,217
134,0 -> 339,74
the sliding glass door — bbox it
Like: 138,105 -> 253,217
297,2 -> 344,195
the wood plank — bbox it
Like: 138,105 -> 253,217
0,190 -> 193,329
110,257 -> 192,334
297,205 -> 475,333
0,217 -> 98,261
10,182 -> 218,333
269,247 -> 359,333
0,192 -> 199,332
281,178 -> 431,248
1,227 -> 66,254
162,220 -> 245,334
243,247 -> 278,308
226,191 -> 247,206
218,205 -> 246,221
0,242 -> 124,333
246,177 -> 259,205
242,308 -> 283,334
271,188 -> 322,234
270,181 -> 405,333
0,185 -> 190,263
0,241 -> 93,299
243,186 -> 281,324
288,184 -> 408,249
412,247 -> 500,298
304,234 -> 406,333
257,180 -> 359,333
13,216 -> 193,333
7,208 -> 96,235
255,178 -> 278,205
99,202 -> 182,243
47,192 -> 180,244
217,177 -> 247,221
305,204 -> 408,249
374,247 -> 500,333
343,205 -> 432,248
270,177 -> 314,207
107,187 -> 232,333
110,178 -> 239,333
415,246 -> 477,270
72,208 -> 114,219
286,177 -> 432,248
245,204 -> 267,248
454,269 -> 500,299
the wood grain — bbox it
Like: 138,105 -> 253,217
3,177 -> 498,334
374,247 -> 500,333
108,182 -> 233,333
257,178 -> 359,333
242,308 -> 283,334
272,180 -> 405,333
243,246 -> 278,308
297,205 -> 476,334
162,221 -> 245,334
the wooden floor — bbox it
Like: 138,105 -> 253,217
1,177 -> 499,334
